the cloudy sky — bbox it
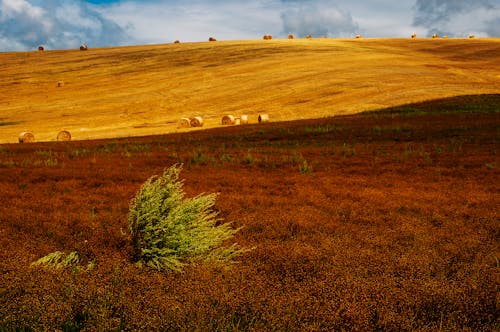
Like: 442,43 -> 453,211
1,0 -> 499,51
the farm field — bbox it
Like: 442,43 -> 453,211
1,38 -> 500,143
0,94 -> 499,330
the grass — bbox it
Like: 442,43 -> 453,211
0,111 -> 497,329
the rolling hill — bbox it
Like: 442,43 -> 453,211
1,37 -> 499,143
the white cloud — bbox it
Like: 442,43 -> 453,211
280,0 -> 358,37
0,0 -> 128,51
412,0 -> 500,37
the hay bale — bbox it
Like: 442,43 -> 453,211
288,34 -> 294,39
178,118 -> 191,128
411,34 -> 417,39
240,115 -> 248,124
174,40 -> 180,44
19,132 -> 35,143
469,34 -> 475,39
355,34 -> 362,39
306,34 -> 312,39
38,46 -> 44,51
263,34 -> 272,40
57,81 -> 64,87
258,114 -> 269,123
222,115 -> 236,125
56,130 -> 71,141
209,37 -> 217,42
80,44 -> 88,51
432,33 -> 439,39
190,116 -> 204,127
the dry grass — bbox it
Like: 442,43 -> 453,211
0,38 -> 499,143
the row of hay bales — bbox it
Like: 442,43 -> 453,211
38,44 -> 88,51
261,34 -> 476,40
178,114 -> 270,129
221,114 -> 269,125
178,117 -> 204,128
18,130 -> 71,143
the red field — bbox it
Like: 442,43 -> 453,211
1,95 -> 499,330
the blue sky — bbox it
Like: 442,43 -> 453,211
1,0 -> 499,51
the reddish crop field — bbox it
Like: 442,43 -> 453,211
1,95 -> 499,331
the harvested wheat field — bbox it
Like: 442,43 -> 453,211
0,38 -> 499,143
0,93 -> 499,330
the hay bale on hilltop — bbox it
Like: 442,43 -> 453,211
222,115 -> 236,125
190,116 -> 204,127
306,35 -> 313,39
240,115 -> 248,124
258,114 -> 269,123
288,34 -> 294,39
355,34 -> 362,39
263,35 -> 272,40
38,46 -> 44,51
174,40 -> 180,44
469,34 -> 475,39
57,130 -> 71,141
178,118 -> 191,128
209,37 -> 217,42
411,34 -> 417,39
19,132 -> 35,143
80,44 -> 88,51
432,34 -> 439,39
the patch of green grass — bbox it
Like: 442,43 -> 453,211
363,94 -> 500,116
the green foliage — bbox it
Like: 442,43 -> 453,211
128,164 -> 247,272
31,251 -> 95,270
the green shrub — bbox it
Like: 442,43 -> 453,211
128,164 -> 247,272
31,251 -> 95,270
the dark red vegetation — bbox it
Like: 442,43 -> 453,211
1,95 -> 499,330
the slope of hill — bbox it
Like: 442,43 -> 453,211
1,38 -> 499,143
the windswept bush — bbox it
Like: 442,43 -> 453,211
128,164 -> 247,272
31,251 -> 95,270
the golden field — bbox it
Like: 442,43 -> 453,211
0,37 -> 499,143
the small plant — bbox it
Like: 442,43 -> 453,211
128,164 -> 248,272
31,251 -> 95,270
299,159 -> 312,174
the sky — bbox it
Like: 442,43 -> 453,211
0,0 -> 499,52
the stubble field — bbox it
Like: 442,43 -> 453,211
1,38 -> 499,143
1,94 -> 499,330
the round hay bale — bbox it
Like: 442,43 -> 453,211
355,34 -> 362,39
263,34 -> 272,40
38,46 -> 44,51
306,34 -> 312,39
178,118 -> 191,128
209,37 -> 217,42
288,34 -> 294,39
258,114 -> 269,123
411,34 -> 417,39
174,40 -> 180,44
57,130 -> 71,141
469,34 -> 475,39
222,115 -> 236,125
432,33 -> 439,39
190,116 -> 204,127
80,44 -> 88,51
57,81 -> 64,87
240,114 -> 249,124
19,132 -> 35,143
